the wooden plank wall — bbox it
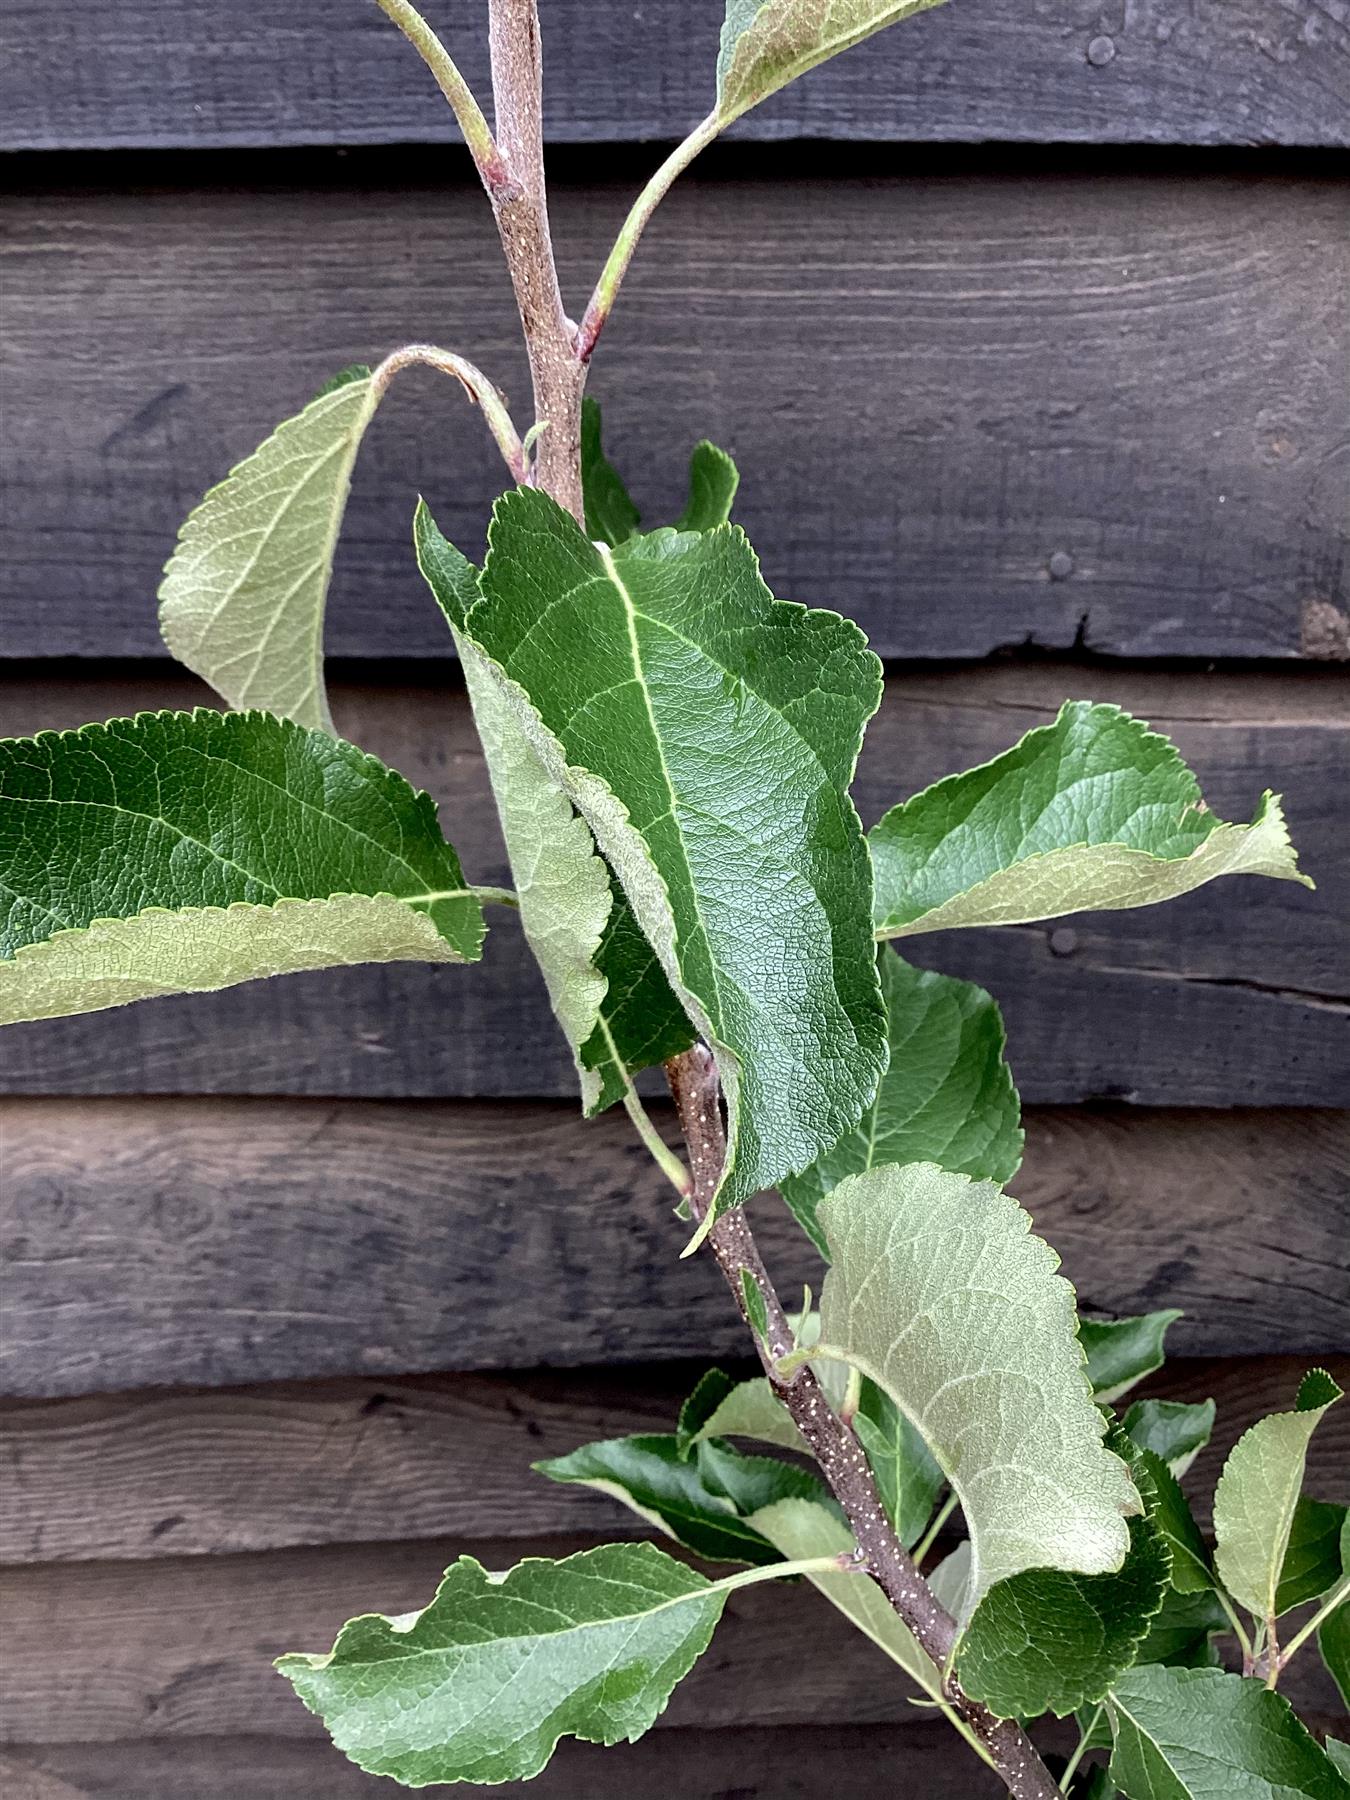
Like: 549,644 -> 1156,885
1,1 -> 1348,1792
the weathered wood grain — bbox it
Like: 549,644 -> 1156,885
2,1098 -> 1346,1397
3,0 -> 1347,150
2,666 -> 1345,1105
2,1356 -> 1344,1566
1,1530 -> 1340,1750
0,1727 -> 1019,1800
3,168 -> 1346,662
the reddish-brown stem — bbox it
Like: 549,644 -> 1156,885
665,1046 -> 1061,1800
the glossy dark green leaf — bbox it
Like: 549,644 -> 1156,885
1318,1514 -> 1349,1708
1122,1399 -> 1216,1478
853,1377 -> 946,1549
534,1432 -> 830,1565
464,487 -> 887,1221
1133,1588 -> 1230,1669
0,709 -> 483,1025
781,947 -> 1022,1255
581,395 -> 641,547
870,702 -> 1309,940
676,1368 -> 739,1458
677,440 -> 740,531
1080,1311 -> 1183,1404
1106,1664 -> 1350,1799
1274,1497 -> 1348,1614
1138,1451 -> 1215,1595
278,1543 -> 728,1786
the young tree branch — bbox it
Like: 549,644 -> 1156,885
664,1044 -> 1062,1800
486,0 -> 586,520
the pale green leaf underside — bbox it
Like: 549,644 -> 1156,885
159,366 -> 378,733
0,708 -> 482,1025
870,701 -> 1311,939
1106,1664 -> 1350,1800
278,1543 -> 726,1787
1213,1370 -> 1343,1619
716,0 -> 950,126
416,503 -> 693,1114
747,1498 -> 943,1698
816,1162 -> 1137,1625
468,488 -> 887,1219
781,947 -> 1022,1256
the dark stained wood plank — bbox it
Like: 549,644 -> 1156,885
1,1531 -> 1340,1748
4,0 -> 1348,151
2,667 -> 1345,1105
3,168 -> 1347,663
0,1727 -> 1018,1800
2,1356 -> 1344,1565
2,1098 -> 1346,1397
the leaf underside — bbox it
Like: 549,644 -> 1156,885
0,709 -> 482,1024
158,365 -> 378,733
816,1162 -> 1137,1624
716,0 -> 951,126
1213,1369 -> 1343,1619
869,701 -> 1310,939
278,1543 -> 726,1787
781,946 -> 1022,1256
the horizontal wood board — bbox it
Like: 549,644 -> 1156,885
4,169 -> 1347,663
2,666 -> 1345,1106
3,1355 -> 1343,1564
3,1098 -> 1346,1395
3,0 -> 1347,150
1,1531 -> 1340,1750
0,1726 -> 1032,1800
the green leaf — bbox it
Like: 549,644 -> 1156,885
415,505 -> 691,1114
747,1498 -> 944,1699
159,367 -> 379,733
581,395 -> 642,547
716,0 -> 950,127
686,1375 -> 806,1457
677,441 -> 740,532
1328,1744 -> 1350,1783
870,702 -> 1311,939
278,1542 -> 729,1786
853,1378 -> 946,1549
1322,1519 -> 1350,1707
1080,1310 -> 1183,1404
1274,1498 -> 1348,1614
1122,1399 -> 1216,1479
533,1432 -> 828,1566
1213,1368 -> 1343,1620
954,1432 -> 1172,1719
1105,1664 -> 1350,1800
463,487 -> 887,1222
0,710 -> 482,1025
814,1162 -> 1138,1624
1138,1451 -> 1215,1595
780,947 -> 1022,1255
1134,1588 -> 1230,1669
676,1368 -> 739,1458
741,1271 -> 770,1341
